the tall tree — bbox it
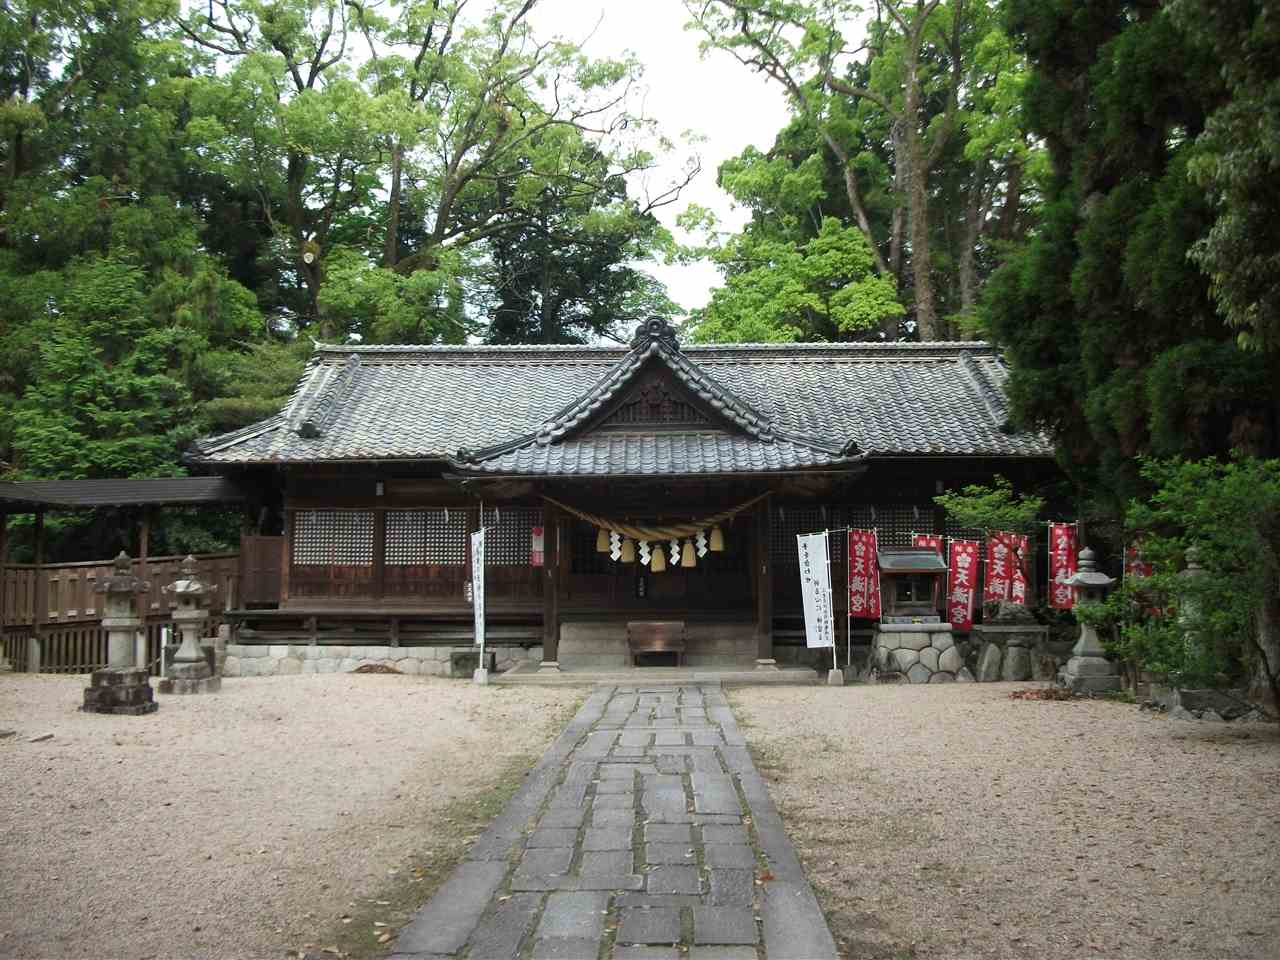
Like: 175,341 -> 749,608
687,0 -> 1034,339
985,0 -> 1280,706
180,0 -> 693,338
1170,0 -> 1280,352
482,138 -> 675,344
984,0 -> 1279,508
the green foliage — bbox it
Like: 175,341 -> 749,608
985,0 -> 1279,509
689,217 -> 903,343
200,339 -> 312,432
1172,0 -> 1280,351
0,0 -> 691,562
1087,458 -> 1280,700
687,0 -> 1042,340
318,246 -> 467,344
932,475 -> 1044,534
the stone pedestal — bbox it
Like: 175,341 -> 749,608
158,660 -> 221,695
82,667 -> 158,715
1060,548 -> 1121,694
970,603 -> 1049,682
156,556 -> 220,695
213,624 -> 231,676
874,623 -> 967,682
826,668 -> 845,686
83,552 -> 156,716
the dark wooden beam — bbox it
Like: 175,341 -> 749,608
0,511 -> 8,640
756,496 -> 774,666
541,501 -> 560,667
138,509 -> 151,617
33,510 -> 45,665
280,509 -> 292,604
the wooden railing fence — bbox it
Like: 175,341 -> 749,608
1,553 -> 238,675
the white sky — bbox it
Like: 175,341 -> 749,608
528,0 -> 792,313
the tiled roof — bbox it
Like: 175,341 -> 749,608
460,434 -> 853,477
190,324 -> 1052,473
0,477 -> 248,510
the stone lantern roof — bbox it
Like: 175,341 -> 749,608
94,550 -> 150,595
1066,547 -> 1116,591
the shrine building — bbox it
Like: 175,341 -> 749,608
189,318 -> 1056,673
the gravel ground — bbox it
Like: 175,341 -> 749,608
729,681 -> 1280,960
0,673 -> 577,960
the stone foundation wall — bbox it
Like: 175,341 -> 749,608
558,621 -> 755,667
969,624 -> 1065,681
223,643 -> 543,677
874,624 -> 972,682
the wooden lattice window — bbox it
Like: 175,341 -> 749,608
292,510 -> 375,565
772,506 -> 844,562
482,507 -> 542,565
772,503 -> 936,562
386,509 -> 468,565
846,504 -> 931,546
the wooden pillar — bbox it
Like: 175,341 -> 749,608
0,511 -> 8,665
279,508 -> 292,604
540,501 -> 560,670
755,496 -> 776,668
138,509 -> 151,618
32,509 -> 45,672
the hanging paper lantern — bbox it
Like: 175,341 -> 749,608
710,525 -> 725,552
596,527 -> 610,552
621,538 -> 636,563
681,539 -> 696,568
650,546 -> 666,572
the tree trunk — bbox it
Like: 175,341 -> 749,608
822,132 -> 889,277
384,139 -> 402,268
902,43 -> 939,341
996,158 -> 1025,240
958,159 -> 988,318
286,152 -> 321,327
889,117 -> 908,284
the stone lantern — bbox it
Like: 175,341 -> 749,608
158,555 -> 221,695
82,551 -> 157,715
1060,547 -> 1121,694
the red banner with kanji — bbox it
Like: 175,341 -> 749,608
1048,522 -> 1078,609
946,539 -> 979,630
912,533 -> 943,555
847,528 -> 881,619
1011,533 -> 1029,603
985,532 -> 1013,601
986,531 -> 1029,603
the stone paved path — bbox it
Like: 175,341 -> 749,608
392,685 -> 837,960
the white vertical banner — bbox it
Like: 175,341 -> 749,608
471,528 -> 486,658
797,531 -> 835,650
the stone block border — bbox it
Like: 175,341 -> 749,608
222,643 -> 543,678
